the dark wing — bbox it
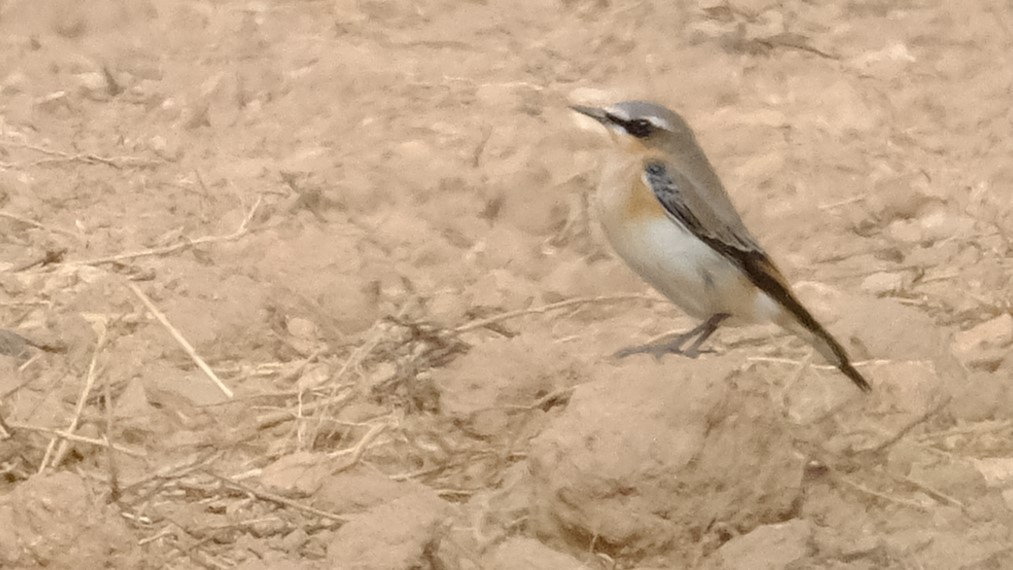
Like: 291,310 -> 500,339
642,160 -> 762,255
642,160 -> 871,391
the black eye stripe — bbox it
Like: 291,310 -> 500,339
625,118 -> 653,138
605,113 -> 654,138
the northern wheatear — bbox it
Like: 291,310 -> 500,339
572,100 -> 871,392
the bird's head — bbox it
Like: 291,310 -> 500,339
570,100 -> 695,150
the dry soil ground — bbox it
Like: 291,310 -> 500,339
1,0 -> 1012,569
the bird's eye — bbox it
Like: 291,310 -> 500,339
626,119 -> 653,138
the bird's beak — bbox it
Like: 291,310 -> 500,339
569,104 -> 610,125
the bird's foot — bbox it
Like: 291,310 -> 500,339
612,313 -> 730,362
612,333 -> 714,361
681,345 -> 717,359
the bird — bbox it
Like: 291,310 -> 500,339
571,100 -> 871,392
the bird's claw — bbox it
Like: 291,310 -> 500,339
613,340 -> 714,361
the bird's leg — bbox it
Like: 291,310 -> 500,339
680,313 -> 729,358
613,313 -> 730,361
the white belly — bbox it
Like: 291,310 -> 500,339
592,157 -> 785,325
599,210 -> 779,325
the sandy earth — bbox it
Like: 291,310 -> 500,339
0,0 -> 1012,568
